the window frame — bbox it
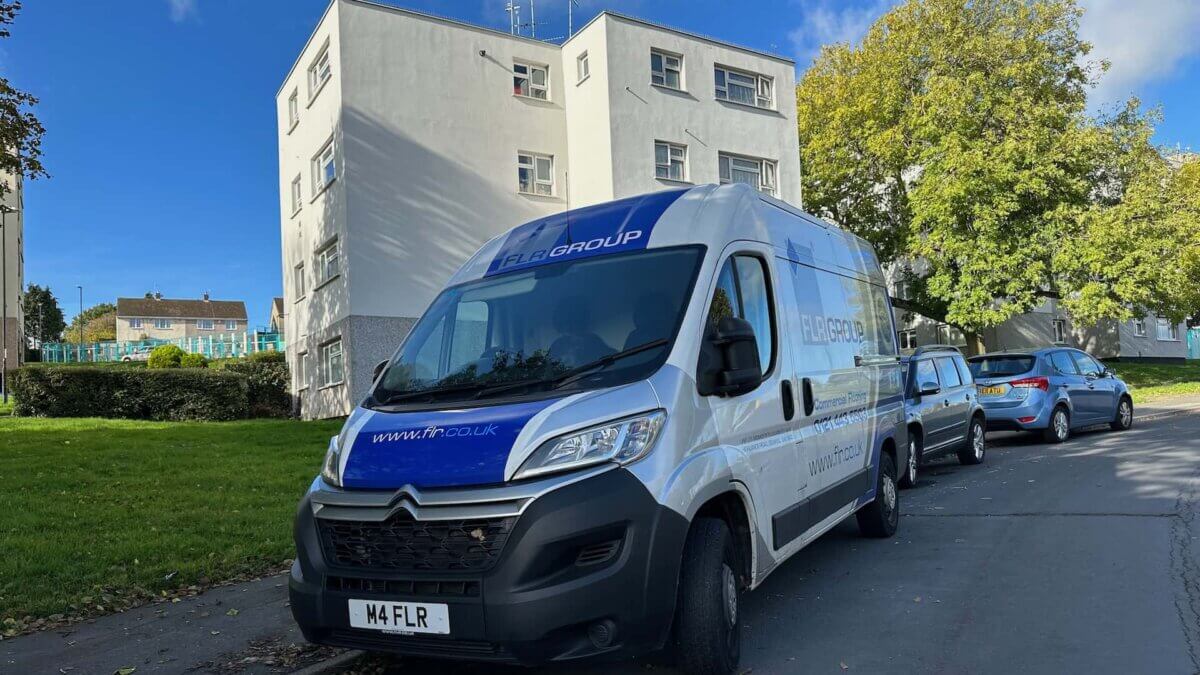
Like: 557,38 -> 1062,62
650,49 -> 683,90
153,318 -> 172,330
1133,318 -> 1146,337
517,152 -> 554,196
898,329 -> 917,350
314,238 -> 341,288
321,338 -> 345,387
294,262 -> 306,300
290,174 -> 303,215
312,137 -> 336,196
286,89 -> 299,131
1156,318 -> 1180,341
296,351 -> 308,391
576,51 -> 590,83
718,152 -> 778,196
714,65 -> 773,109
129,318 -> 143,329
1053,318 -> 1067,344
513,61 -> 549,100
307,40 -> 332,101
197,319 -> 214,331
225,320 -> 238,331
654,141 -> 688,182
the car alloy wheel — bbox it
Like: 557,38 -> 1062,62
972,422 -> 985,460
1054,410 -> 1069,441
1119,400 -> 1132,428
905,438 -> 918,486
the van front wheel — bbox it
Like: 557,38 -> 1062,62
856,452 -> 899,538
673,518 -> 741,675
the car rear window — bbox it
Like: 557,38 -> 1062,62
968,355 -> 1036,378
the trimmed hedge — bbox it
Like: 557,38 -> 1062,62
148,344 -> 185,369
179,353 -> 209,369
10,367 -> 250,421
215,357 -> 291,418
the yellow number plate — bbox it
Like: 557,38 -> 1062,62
979,386 -> 1005,396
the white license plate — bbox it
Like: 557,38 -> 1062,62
348,599 -> 450,635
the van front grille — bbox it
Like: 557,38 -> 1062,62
316,513 -> 516,572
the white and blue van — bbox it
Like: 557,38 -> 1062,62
290,183 -> 907,673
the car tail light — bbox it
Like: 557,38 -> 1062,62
1009,376 -> 1049,391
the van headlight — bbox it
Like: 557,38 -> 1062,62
514,410 -> 666,480
321,434 -> 343,487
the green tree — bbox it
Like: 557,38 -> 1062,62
82,310 -> 116,343
796,0 -> 1195,342
21,284 -> 66,344
66,302 -> 116,343
0,2 -> 48,199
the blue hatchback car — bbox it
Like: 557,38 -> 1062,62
966,348 -> 1134,443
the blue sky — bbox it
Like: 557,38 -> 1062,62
6,0 -> 1200,325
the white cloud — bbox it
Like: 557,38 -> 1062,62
166,0 -> 197,24
788,0 -> 896,70
1079,0 -> 1200,104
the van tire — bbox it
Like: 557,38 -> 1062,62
673,518 -> 741,675
856,452 -> 899,538
1044,406 -> 1070,443
1110,396 -> 1133,431
957,417 -> 986,465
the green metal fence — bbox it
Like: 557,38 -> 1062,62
1189,327 -> 1200,360
40,331 -> 285,363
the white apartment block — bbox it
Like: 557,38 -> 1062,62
1,170 -> 24,385
277,0 -> 800,419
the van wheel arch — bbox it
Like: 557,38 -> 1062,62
691,491 -> 753,587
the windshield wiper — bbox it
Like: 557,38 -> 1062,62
373,381 -> 491,406
473,338 -> 671,400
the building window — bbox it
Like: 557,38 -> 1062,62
517,153 -> 554,196
315,238 -> 341,286
719,153 -> 777,196
1133,318 -> 1146,337
1053,319 -> 1067,344
312,138 -> 335,194
513,62 -> 548,100
898,329 -> 917,350
714,66 -> 773,108
294,262 -> 306,298
651,49 -> 682,89
287,89 -> 299,129
290,175 -> 302,215
1157,318 -> 1180,341
197,319 -> 214,330
296,351 -> 308,389
655,141 -> 687,181
129,318 -> 143,329
321,338 -> 344,386
308,41 -> 332,99
225,320 -> 237,331
153,319 -> 172,329
577,52 -> 589,82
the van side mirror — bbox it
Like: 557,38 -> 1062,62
373,359 -> 389,383
704,317 -> 763,397
919,381 -> 940,396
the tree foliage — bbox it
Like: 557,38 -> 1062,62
21,284 -> 66,344
66,302 -> 116,343
797,0 -> 1197,332
0,1 -> 48,199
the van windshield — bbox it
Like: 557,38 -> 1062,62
369,247 -> 704,408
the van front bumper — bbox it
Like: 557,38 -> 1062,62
289,467 -> 690,665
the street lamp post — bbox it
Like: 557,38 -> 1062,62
76,285 -> 83,363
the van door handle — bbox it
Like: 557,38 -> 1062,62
943,399 -> 950,407
781,380 -> 796,421
801,377 -> 815,417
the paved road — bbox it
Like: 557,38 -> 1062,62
359,409 -> 1200,675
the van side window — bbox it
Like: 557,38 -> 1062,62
733,256 -> 774,373
935,357 -> 962,388
702,255 -> 775,376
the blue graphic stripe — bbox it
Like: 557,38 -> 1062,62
341,399 -> 558,489
484,188 -> 689,277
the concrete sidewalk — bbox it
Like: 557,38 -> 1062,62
0,573 -> 325,674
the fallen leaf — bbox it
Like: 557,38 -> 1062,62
115,668 -> 136,675
225,609 -> 239,617
840,662 -> 849,670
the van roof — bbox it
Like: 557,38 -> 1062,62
445,184 -> 887,288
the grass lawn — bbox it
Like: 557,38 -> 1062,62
1108,361 -> 1200,404
0,415 -> 341,628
